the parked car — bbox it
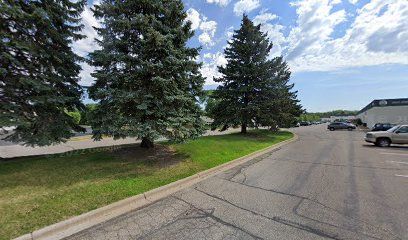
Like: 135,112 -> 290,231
328,122 -> 356,131
365,125 -> 408,147
371,123 -> 395,132
299,121 -> 310,126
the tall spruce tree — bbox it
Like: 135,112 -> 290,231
210,15 -> 302,133
0,0 -> 86,146
254,56 -> 303,129
89,0 -> 205,148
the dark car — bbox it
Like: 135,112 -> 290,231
371,123 -> 395,132
299,121 -> 310,126
328,122 -> 356,131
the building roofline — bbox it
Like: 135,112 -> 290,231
357,98 -> 408,115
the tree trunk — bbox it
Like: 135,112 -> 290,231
241,123 -> 247,133
140,137 -> 154,148
269,125 -> 278,132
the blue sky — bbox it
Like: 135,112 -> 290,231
76,0 -> 408,112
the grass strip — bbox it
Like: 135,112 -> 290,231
0,130 -> 292,239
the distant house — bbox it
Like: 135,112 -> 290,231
356,98 -> 408,128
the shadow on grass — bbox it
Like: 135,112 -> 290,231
0,130 -> 291,190
0,144 -> 190,189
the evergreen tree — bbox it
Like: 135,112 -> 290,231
254,56 -> 303,129
89,0 -> 205,148
198,90 -> 219,117
211,15 -> 302,133
0,0 -> 86,146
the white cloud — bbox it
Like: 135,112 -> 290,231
185,8 -> 201,30
73,6 -> 100,57
352,0 -> 408,53
214,53 -> 228,66
186,9 -> 218,47
253,11 -> 278,25
206,0 -> 231,7
349,0 -> 359,4
285,0 -> 408,72
200,52 -> 227,84
252,11 -> 285,57
199,20 -> 218,47
200,65 -> 221,85
203,53 -> 211,59
78,62 -> 96,86
198,32 -> 213,46
261,24 -> 286,57
285,0 -> 346,61
72,4 -> 101,86
234,0 -> 261,16
200,20 -> 217,35
225,26 -> 235,39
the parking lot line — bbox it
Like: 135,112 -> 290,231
395,174 -> 408,178
387,161 -> 408,165
380,152 -> 408,157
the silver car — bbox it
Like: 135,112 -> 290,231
365,125 -> 408,147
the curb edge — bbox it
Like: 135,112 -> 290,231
15,132 -> 298,240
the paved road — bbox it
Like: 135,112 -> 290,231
67,124 -> 408,240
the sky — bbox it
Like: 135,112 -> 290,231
74,0 -> 408,112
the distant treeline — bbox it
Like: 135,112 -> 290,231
298,110 -> 359,122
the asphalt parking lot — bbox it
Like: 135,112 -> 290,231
66,124 -> 408,240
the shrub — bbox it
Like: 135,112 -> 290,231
67,111 -> 81,125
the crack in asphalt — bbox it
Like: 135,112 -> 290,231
217,177 -> 402,240
194,187 -> 343,240
172,196 -> 264,240
135,204 -> 217,240
285,140 -> 338,193
215,137 -> 402,240
272,158 -> 406,171
290,191 -> 383,240
224,147 -> 283,183
361,158 -> 404,238
229,164 -> 248,184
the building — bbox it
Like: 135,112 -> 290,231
356,98 -> 408,128
321,117 -> 331,122
329,115 -> 356,122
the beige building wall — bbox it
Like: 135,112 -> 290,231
357,106 -> 408,128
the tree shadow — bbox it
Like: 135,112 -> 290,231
0,144 -> 190,190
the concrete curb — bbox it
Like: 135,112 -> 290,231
15,133 -> 298,240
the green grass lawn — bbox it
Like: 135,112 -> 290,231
0,130 -> 292,239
